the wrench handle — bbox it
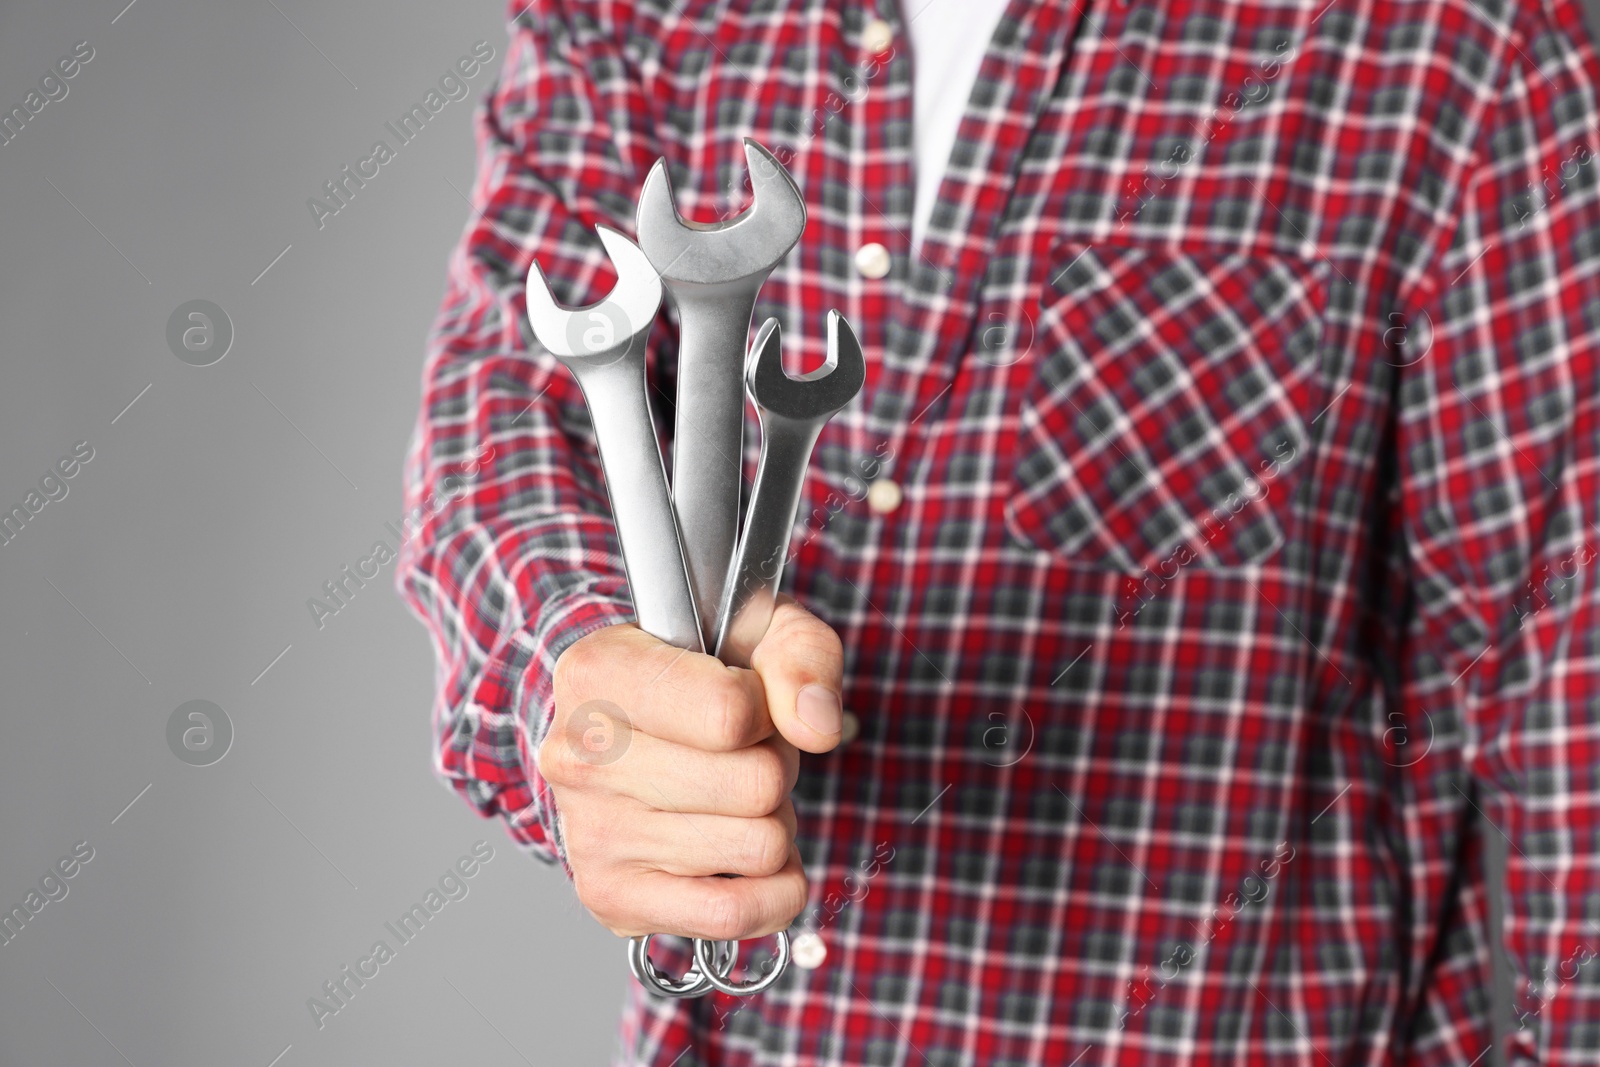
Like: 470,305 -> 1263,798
671,287 -> 762,647
713,414 -> 821,668
571,359 -> 705,654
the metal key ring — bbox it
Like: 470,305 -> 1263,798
628,935 -> 739,998
693,931 -> 790,997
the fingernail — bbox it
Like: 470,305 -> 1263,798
797,685 -> 842,735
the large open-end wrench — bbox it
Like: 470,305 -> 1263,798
713,313 -> 865,671
637,139 -> 807,648
525,226 -> 748,999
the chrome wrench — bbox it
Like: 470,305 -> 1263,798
637,139 -> 807,648
714,313 -> 865,670
523,226 -> 754,999
683,312 -> 862,997
523,225 -> 704,653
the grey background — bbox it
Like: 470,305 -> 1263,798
0,1 -> 625,1065
0,1 -> 1593,1065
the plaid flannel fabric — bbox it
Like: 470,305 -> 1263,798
397,0 -> 1600,1062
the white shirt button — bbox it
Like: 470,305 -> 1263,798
866,478 -> 902,514
840,710 -> 861,745
863,18 -> 894,55
791,930 -> 828,969
855,242 -> 891,280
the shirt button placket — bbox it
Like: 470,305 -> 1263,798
851,4 -> 911,531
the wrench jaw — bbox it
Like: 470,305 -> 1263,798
746,310 -> 866,420
525,226 -> 663,366
636,140 -> 807,285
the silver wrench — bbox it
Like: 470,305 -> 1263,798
714,313 -> 865,670
637,139 -> 807,648
525,226 -> 753,999
683,312 -> 862,998
524,225 -> 703,653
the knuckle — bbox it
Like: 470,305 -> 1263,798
536,730 -> 577,784
701,885 -> 753,943
774,797 -> 798,837
792,626 -> 844,676
702,671 -> 758,751
738,747 -> 789,815
772,868 -> 809,927
538,727 -> 592,787
802,616 -> 845,660
779,743 -> 801,792
754,608 -> 842,678
742,817 -> 792,877
553,635 -> 602,702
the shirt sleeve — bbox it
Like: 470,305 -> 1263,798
1396,8 -> 1600,1061
396,0 -> 661,870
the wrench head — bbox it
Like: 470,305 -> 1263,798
745,311 -> 865,421
525,225 -> 663,361
636,139 -> 807,285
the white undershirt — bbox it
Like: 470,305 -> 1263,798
906,0 -> 1013,255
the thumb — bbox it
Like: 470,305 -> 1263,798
748,595 -> 845,754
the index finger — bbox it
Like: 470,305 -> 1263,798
556,623 -> 775,752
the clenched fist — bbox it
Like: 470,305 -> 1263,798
537,597 -> 844,942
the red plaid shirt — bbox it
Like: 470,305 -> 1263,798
398,0 -> 1600,1062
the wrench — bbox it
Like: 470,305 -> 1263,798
524,224 -> 703,653
682,313 -> 862,998
637,139 -> 807,648
714,313 -> 865,670
525,226 -> 749,999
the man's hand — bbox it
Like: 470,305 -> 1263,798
537,597 -> 844,942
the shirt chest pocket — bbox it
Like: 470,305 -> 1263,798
1003,241 -> 1330,572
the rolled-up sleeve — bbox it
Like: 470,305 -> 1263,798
396,0 -> 661,870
